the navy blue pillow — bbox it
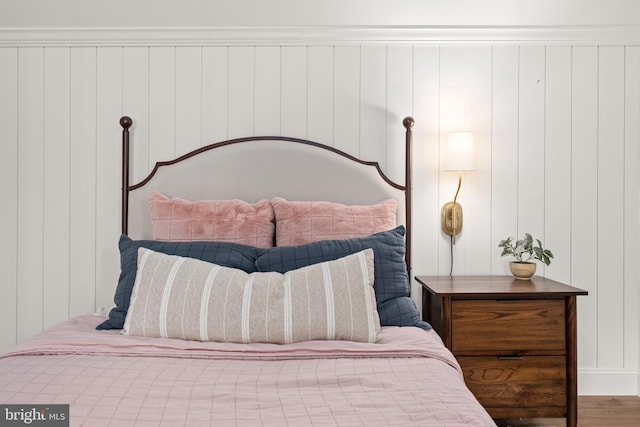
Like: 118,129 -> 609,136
96,235 -> 259,330
377,297 -> 427,330
255,226 -> 430,330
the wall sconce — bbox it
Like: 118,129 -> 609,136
441,132 -> 475,244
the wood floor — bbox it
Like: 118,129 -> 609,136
494,396 -> 640,427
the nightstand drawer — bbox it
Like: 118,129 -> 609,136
451,299 -> 565,352
458,356 -> 566,410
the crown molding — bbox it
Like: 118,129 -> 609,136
1,25 -> 640,47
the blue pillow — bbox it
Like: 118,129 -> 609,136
377,297 -> 427,330
255,226 -> 430,330
96,235 -> 259,330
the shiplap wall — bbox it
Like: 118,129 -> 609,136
0,42 -> 638,395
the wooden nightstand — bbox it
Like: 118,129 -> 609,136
415,275 -> 587,427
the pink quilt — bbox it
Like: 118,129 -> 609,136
0,316 -> 494,426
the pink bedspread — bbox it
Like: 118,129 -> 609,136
0,316 -> 494,426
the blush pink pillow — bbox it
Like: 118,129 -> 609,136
148,192 -> 275,248
272,197 -> 397,246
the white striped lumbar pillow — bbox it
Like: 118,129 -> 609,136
122,247 -> 382,344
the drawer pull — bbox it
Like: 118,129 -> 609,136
498,356 -> 523,360
496,300 -> 522,303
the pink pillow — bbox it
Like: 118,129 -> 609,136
148,192 -> 275,248
272,197 -> 397,246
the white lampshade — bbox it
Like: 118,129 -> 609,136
444,132 -> 475,171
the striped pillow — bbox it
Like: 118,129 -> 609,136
123,247 -> 382,344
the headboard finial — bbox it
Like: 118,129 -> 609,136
403,116 -> 414,130
120,116 -> 133,130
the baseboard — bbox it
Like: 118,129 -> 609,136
578,368 -> 639,396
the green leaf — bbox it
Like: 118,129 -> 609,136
533,247 -> 543,259
524,233 -> 533,246
498,238 -> 512,248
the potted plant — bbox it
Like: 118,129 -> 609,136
498,233 -> 554,280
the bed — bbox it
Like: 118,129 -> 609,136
0,116 -> 495,426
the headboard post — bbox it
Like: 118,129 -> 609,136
120,116 -> 133,235
403,117 -> 414,277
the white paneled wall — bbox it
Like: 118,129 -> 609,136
0,42 -> 639,395
0,47 -> 18,355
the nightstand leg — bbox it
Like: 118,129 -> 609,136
566,296 -> 577,427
